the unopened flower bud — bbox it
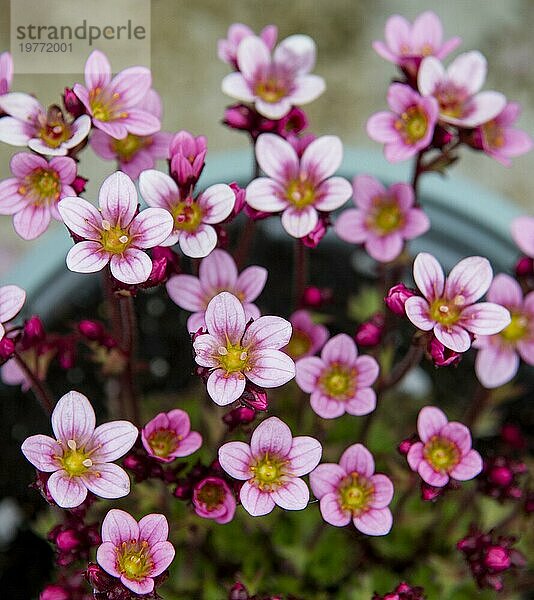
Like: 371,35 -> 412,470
484,546 -> 511,572
55,529 -> 80,552
78,320 -> 105,341
428,336 -> 462,367
385,283 -> 417,315
515,256 -> 534,278
23,315 -> 45,343
0,337 -> 15,360
300,286 -> 332,309
302,215 -> 328,248
223,406 -> 256,429
355,314 -> 384,347
86,562 -> 114,592
63,87 -> 86,118
229,582 -> 249,600
40,585 -> 70,600
71,175 -> 88,195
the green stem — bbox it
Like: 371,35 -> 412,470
293,240 -> 308,311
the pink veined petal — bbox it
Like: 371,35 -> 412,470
246,348 -> 295,388
365,233 -> 404,263
251,416 -> 293,458
366,112 -> 399,144
418,460 -> 449,487
440,422 -> 472,455
91,118 -> 128,140
287,436 -> 322,476
0,92 -> 42,121
48,156 -> 77,184
149,541 -> 175,576
310,392 -> 346,419
206,370 -> 246,406
402,208 -> 431,239
192,333 -> 220,368
334,209 -> 368,244
301,135 -> 343,183
237,36 -> 271,81
309,464 -> 346,499
418,56 -> 446,96
404,296 -> 434,331
99,171 -> 138,227
121,576 -> 154,595
407,441 -> 424,471
221,72 -> 255,102
255,134 -> 299,182
205,291 -> 245,342
353,174 -> 386,209
129,208 -> 173,248
0,285 -> 26,322
122,109 -> 160,137
274,34 -> 316,74
242,315 -> 292,350
501,128 -> 533,157
488,273 -> 523,307
0,116 -> 33,146
511,216 -> 534,258
445,256 -> 493,303
120,150 -> 156,180
84,50 -> 112,89
417,406 -> 447,442
139,169 -> 179,210
447,51 -> 486,95
321,333 -> 357,365
254,98 -> 293,120
355,355 -> 380,388
62,115 -> 92,149
173,431 -> 202,457
288,75 -> 325,105
314,177 -> 352,211
387,83 -> 420,114
239,481 -> 275,516
433,323 -> 471,352
21,434 -> 62,472
186,313 -> 206,335
109,66 -> 152,107
475,345 -> 519,389
384,140 -> 420,163
281,205 -> 318,238
166,274 -> 205,311
295,356 -> 324,393
411,11 -> 443,52
450,91 -> 506,128
101,508 -> 140,544
354,507 -> 393,536
199,249 -> 238,293
10,152 -> 47,177
0,179 -> 25,215
345,387 -> 377,416
236,265 -> 268,302
244,303 -> 261,323
218,441 -> 253,480
370,474 -> 394,509
198,184 -> 235,225
97,541 -> 122,577
110,248 -> 152,285
339,443 -> 374,477
178,224 -> 218,258
58,197 -> 103,241
450,449 -> 483,481
460,302 -> 511,335
66,241 -> 110,274
436,36 -> 462,60
13,205 -> 51,240
516,338 -> 534,365
320,492 -> 351,526
384,14 -> 411,55
46,470 -> 88,508
82,463 -> 131,499
413,252 -> 445,301
138,514 -> 168,546
245,177 -> 288,212
165,409 -> 193,437
271,477 -> 309,510
260,24 -> 278,50
52,390 -> 96,446
88,421 -> 138,463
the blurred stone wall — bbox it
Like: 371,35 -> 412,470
0,0 -> 532,272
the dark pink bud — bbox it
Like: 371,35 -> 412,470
240,384 -> 268,411
300,286 -> 332,309
224,104 -> 254,130
488,465 -> 514,487
515,256 -> 534,278
71,175 -> 88,195
23,315 -> 45,343
421,482 -> 444,502
223,406 -> 256,429
277,107 -> 309,137
174,481 -> 192,500
355,317 -> 383,347
500,423 -> 527,450
55,529 -> 80,552
229,582 -> 249,600
63,87 -> 86,118
152,246 -> 181,275
86,562 -> 114,592
428,336 -> 462,367
229,182 -> 247,217
78,319 -> 104,341
243,205 -> 271,221
40,585 -> 70,600
144,256 -> 168,287
398,435 -> 417,456
432,125 -> 455,148
0,337 -> 15,360
57,342 -> 76,370
286,132 -> 316,157
301,215 -> 328,248
385,283 -> 417,315
484,546 -> 511,572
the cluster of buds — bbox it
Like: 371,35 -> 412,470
457,527 -> 526,591
48,518 -> 100,567
41,571 -> 92,600
77,319 -> 126,376
301,213 -> 329,249
372,582 -> 426,600
168,130 -> 207,196
86,563 -> 168,599
224,105 -> 308,142
478,455 -> 527,502
113,246 -> 182,294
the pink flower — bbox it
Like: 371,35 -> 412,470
334,175 -> 430,262
73,50 -> 160,139
90,90 -> 171,180
310,443 -> 394,535
0,94 -> 90,155
511,216 -> 534,259
407,406 -> 483,487
193,292 -> 295,405
246,133 -> 352,238
0,152 -> 78,240
418,51 -> 506,128
168,130 -> 207,189
367,84 -> 439,162
283,309 -> 328,360
141,409 -> 202,463
58,171 -> 174,285
0,284 -> 25,341
222,34 -> 325,119
473,102 -> 532,167
192,476 -> 236,524
96,509 -> 175,595
0,51 -> 13,95
474,274 -> 534,388
405,253 -> 511,353
218,23 -> 277,69
166,249 -> 267,332
21,390 -> 138,508
138,169 -> 235,258
373,11 -> 460,69
218,416 -> 322,516
295,333 -> 379,419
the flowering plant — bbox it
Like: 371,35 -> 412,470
0,11 -> 532,600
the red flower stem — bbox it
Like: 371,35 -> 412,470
463,382 -> 491,429
293,240 -> 308,311
377,339 -> 425,393
234,218 -> 257,270
13,351 -> 54,415
119,294 -> 141,425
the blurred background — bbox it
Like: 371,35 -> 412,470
0,0 -> 533,274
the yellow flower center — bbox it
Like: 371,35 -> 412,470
369,196 -> 404,234
434,83 -> 468,120
423,435 -> 460,472
285,330 -> 312,359
37,107 -> 72,149
319,364 -> 356,400
89,88 -> 127,122
429,295 -> 465,327
250,453 -> 287,491
196,481 -> 225,510
339,472 -> 374,514
19,168 -> 61,206
286,175 -> 316,209
60,439 -> 93,477
112,134 -> 148,162
172,200 -> 203,232
255,78 -> 287,103
500,312 -> 528,344
481,119 -> 505,150
217,343 -> 249,375
147,429 -> 181,459
395,106 -> 428,144
100,220 -> 131,254
117,540 -> 152,581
